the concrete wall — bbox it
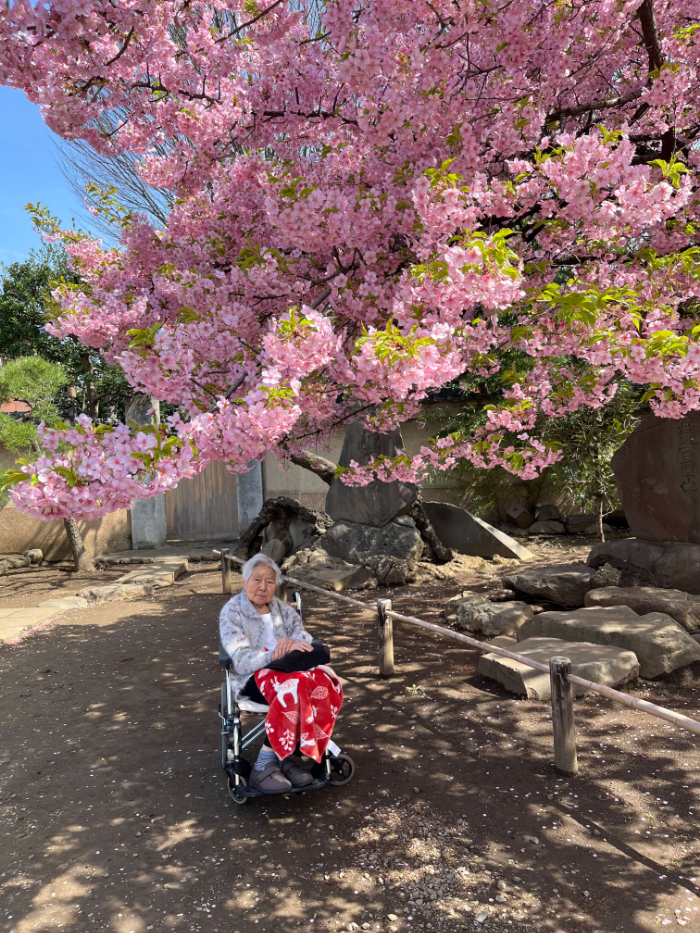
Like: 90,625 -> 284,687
0,444 -> 132,560
0,501 -> 132,561
262,404 -> 465,513
264,438 -> 343,513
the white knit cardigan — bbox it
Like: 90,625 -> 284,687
219,590 -> 313,699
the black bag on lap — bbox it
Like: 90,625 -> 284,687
265,638 -> 330,673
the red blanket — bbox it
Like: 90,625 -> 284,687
254,665 -> 343,762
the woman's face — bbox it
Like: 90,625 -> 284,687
244,565 -> 277,610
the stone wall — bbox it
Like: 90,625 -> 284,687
0,444 -> 131,559
0,500 -> 132,560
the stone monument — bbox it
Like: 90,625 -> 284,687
610,412 -> 700,542
324,421 -> 418,527
588,412 -> 700,592
236,421 -> 534,591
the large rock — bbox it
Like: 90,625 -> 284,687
127,396 -> 167,548
503,563 -> 596,608
325,422 -> 418,528
283,547 -> 375,592
78,582 -> 156,604
118,557 -> 188,588
584,585 -> 700,633
37,596 -> 89,611
611,412 -> 700,543
363,555 -> 417,587
566,513 -> 596,534
517,606 -> 700,678
590,562 -> 623,587
313,519 -> 424,565
261,538 -> 287,565
237,497 -> 334,560
288,510 -> 333,552
537,505 -> 561,522
501,522 -> 530,538
584,523 -> 613,536
422,501 -> 533,560
588,538 -> 700,594
445,592 -> 533,636
479,636 -> 639,700
506,505 -> 535,529
131,496 -> 167,549
528,520 -> 565,535
0,554 -> 30,575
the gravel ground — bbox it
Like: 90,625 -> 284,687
1,541 -> 700,933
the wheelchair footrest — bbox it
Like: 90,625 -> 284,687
229,776 -> 330,798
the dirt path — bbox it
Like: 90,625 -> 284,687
2,559 -> 700,933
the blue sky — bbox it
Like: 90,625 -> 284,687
0,86 -> 89,266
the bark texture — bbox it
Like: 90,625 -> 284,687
410,498 -> 454,562
594,494 -> 605,543
289,450 -> 337,485
63,517 -> 95,572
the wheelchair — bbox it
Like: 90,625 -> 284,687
218,590 -> 355,804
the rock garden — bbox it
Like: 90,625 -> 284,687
219,417 -> 700,712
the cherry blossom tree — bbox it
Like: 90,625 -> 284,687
1,0 -> 700,521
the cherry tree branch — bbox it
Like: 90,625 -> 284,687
289,450 -> 337,485
309,286 -> 332,310
636,0 -> 665,72
546,88 -> 643,124
104,27 -> 135,67
217,0 -> 286,43
205,372 -> 248,414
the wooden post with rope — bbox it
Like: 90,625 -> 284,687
377,598 -> 395,677
550,656 -> 578,775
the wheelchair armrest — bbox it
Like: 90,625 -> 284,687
219,643 -> 232,670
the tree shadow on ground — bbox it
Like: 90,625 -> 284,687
0,577 -> 698,933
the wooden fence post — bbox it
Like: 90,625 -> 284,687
550,656 -> 578,775
221,549 -> 235,595
276,580 -> 288,602
377,598 -> 394,677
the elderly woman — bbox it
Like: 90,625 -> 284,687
219,552 -> 318,793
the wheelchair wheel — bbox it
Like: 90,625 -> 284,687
329,753 -> 355,785
228,777 -> 248,805
220,683 -> 231,772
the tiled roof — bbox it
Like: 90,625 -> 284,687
0,400 -> 32,414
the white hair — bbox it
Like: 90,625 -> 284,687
241,552 -> 283,586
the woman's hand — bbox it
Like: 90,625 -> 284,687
271,638 -> 313,661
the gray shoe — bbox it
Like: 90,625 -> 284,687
249,761 -> 292,793
280,755 -> 313,787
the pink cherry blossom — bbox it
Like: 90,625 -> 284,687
1,0 -> 700,515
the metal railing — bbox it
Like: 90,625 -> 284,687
217,548 -> 700,775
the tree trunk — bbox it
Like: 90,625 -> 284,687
289,450 -> 338,486
63,517 -> 95,572
410,498 -> 454,562
80,353 -> 99,420
594,494 -> 605,543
